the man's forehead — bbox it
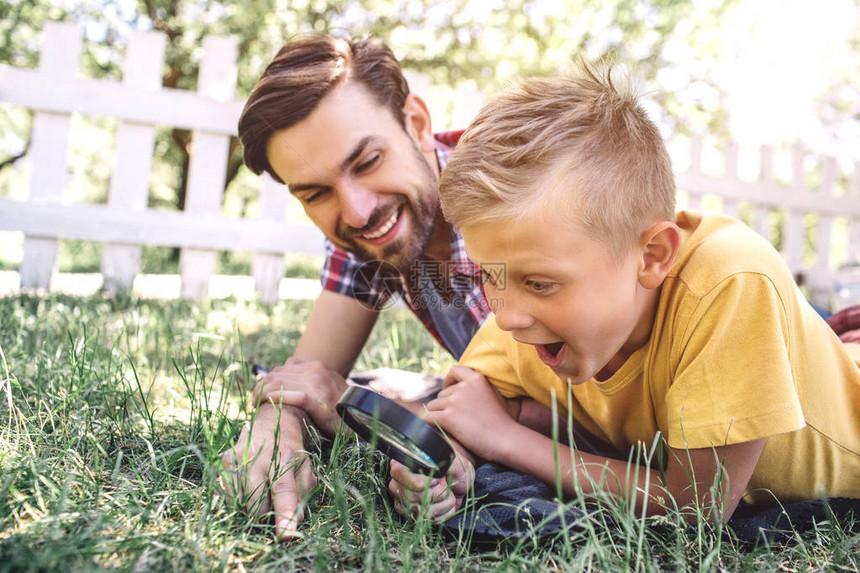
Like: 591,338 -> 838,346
267,129 -> 386,185
265,81 -> 408,184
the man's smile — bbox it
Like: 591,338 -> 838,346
357,205 -> 404,244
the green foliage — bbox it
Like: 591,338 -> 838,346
1,292 -> 858,571
3,0 -> 830,276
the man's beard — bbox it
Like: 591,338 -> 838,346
333,144 -> 440,274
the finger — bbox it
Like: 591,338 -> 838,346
427,477 -> 452,502
294,456 -> 318,499
388,473 -> 424,507
389,481 -> 423,514
243,468 -> 272,517
252,363 -> 307,403
389,460 -> 434,492
442,365 -> 474,389
218,450 -> 241,500
271,469 -> 302,539
426,492 -> 457,519
424,395 -> 447,412
218,472 -> 241,502
252,373 -> 277,404
285,356 -> 303,366
393,484 -> 456,521
260,389 -> 311,410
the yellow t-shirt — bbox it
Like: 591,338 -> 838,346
460,211 -> 860,504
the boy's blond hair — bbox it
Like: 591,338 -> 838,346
440,62 -> 676,256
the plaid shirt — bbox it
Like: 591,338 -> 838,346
319,131 -> 490,358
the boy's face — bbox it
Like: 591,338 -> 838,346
265,81 -> 440,273
462,210 -> 659,384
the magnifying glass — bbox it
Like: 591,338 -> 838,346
336,386 -> 455,477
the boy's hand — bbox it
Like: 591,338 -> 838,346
388,450 -> 475,522
424,366 -> 518,461
219,403 -> 317,539
252,357 -> 348,436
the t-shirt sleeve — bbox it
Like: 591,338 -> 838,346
664,272 -> 806,449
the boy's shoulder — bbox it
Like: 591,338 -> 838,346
670,211 -> 795,296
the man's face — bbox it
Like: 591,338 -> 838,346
265,81 -> 441,273
462,208 -> 657,385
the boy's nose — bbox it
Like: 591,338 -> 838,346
492,299 -> 534,332
339,183 -> 378,229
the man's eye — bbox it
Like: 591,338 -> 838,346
356,154 -> 380,173
300,189 -> 329,204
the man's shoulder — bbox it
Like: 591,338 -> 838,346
434,130 -> 465,148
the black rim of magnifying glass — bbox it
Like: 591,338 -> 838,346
336,386 -> 454,477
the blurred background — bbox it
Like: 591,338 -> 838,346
0,0 -> 857,278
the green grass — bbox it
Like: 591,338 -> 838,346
0,292 -> 857,572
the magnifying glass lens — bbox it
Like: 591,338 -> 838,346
345,407 -> 441,471
336,387 -> 454,477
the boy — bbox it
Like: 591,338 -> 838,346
388,64 -> 860,522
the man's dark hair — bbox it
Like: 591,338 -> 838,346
238,34 -> 410,183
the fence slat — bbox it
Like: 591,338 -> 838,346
179,35 -> 239,300
849,219 -> 860,267
689,136 -> 703,176
0,198 -> 323,253
781,209 -> 805,278
849,165 -> 860,264
252,174 -> 290,303
101,31 -> 166,293
753,146 -> 774,241
0,66 -> 244,133
752,205 -> 771,241
808,214 -> 835,306
19,22 -> 82,289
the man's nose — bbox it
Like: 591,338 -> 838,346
339,183 -> 378,229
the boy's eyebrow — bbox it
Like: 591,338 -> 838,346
287,136 -> 375,193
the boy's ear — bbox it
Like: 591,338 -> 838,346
402,93 -> 436,153
638,221 -> 681,290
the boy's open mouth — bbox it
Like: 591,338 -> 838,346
536,341 -> 566,367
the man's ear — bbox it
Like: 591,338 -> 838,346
638,221 -> 681,290
402,93 -> 435,153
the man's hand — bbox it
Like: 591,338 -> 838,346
424,366 -> 518,461
388,450 -> 475,522
252,357 -> 349,436
219,403 -> 318,539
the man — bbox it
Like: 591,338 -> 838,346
223,33 -> 490,538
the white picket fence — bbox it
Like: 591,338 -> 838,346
0,21 -> 323,303
674,138 -> 860,307
1,22 -> 858,307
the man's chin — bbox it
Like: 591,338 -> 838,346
334,238 -> 412,273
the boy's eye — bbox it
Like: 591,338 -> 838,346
525,279 -> 555,293
355,153 -> 381,173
